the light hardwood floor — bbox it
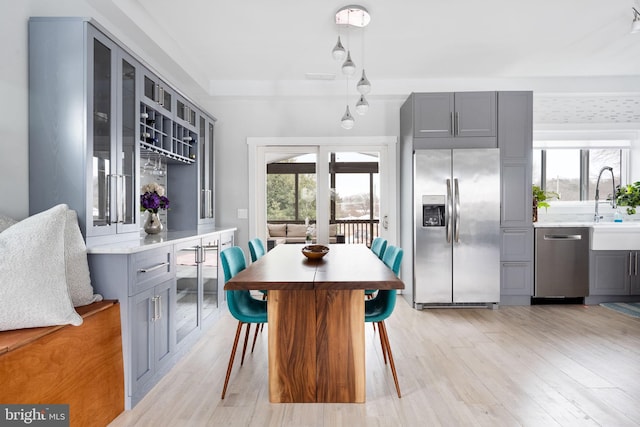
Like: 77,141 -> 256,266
109,299 -> 640,427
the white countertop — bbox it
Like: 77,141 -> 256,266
86,226 -> 237,254
533,221 -> 594,228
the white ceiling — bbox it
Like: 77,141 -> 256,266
105,0 -> 640,97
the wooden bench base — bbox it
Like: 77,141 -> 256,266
0,300 -> 124,427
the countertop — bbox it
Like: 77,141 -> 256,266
86,226 -> 237,254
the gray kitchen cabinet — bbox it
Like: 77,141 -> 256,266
140,66 -> 174,117
176,94 -> 198,131
413,92 -> 497,139
88,228 -> 234,408
499,92 -> 533,227
29,18 -> 140,246
590,250 -> 640,296
498,92 -> 534,304
500,262 -> 532,295
131,278 -> 175,395
174,233 -> 221,344
198,114 -> 216,229
88,244 -> 175,408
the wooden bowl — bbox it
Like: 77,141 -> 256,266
301,245 -> 330,260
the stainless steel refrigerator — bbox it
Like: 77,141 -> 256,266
414,149 -> 500,306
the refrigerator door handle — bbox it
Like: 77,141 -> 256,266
446,179 -> 452,243
454,178 -> 460,243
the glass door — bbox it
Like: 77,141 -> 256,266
327,151 -> 380,246
265,149 -> 317,246
117,52 -> 138,233
89,29 -> 116,236
174,240 -> 200,344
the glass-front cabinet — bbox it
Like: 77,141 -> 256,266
141,68 -> 174,117
199,115 -> 216,228
89,28 -> 139,239
174,235 -> 220,344
174,241 -> 200,344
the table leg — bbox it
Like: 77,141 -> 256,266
268,290 -> 316,403
267,289 -> 365,403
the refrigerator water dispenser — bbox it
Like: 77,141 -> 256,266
422,195 -> 445,227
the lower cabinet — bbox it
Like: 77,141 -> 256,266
87,228 -> 236,409
590,250 -> 640,296
131,279 -> 175,394
500,227 -> 533,301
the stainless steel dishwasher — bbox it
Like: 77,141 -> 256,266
534,227 -> 590,297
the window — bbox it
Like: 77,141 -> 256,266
533,143 -> 627,201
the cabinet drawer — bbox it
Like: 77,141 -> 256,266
131,247 -> 174,295
501,262 -> 532,296
501,228 -> 533,261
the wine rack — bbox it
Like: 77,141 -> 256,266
140,103 -> 195,164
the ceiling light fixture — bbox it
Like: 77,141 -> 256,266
332,5 -> 371,129
632,7 -> 640,34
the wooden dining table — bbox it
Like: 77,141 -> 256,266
224,243 -> 404,403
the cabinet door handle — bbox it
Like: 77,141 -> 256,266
156,295 -> 162,321
151,296 -> 158,322
118,174 -> 126,224
454,112 -> 460,135
450,112 -> 454,136
630,252 -> 634,277
154,84 -> 159,103
138,262 -> 170,273
159,87 -> 165,107
635,252 -> 638,276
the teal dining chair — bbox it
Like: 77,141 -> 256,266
366,237 -> 388,300
370,237 -> 387,259
366,245 -> 403,398
220,246 -> 268,399
248,237 -> 266,262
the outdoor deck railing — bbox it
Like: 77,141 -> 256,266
268,219 -> 380,246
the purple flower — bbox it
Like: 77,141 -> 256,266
140,191 -> 169,213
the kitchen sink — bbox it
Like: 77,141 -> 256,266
590,223 -> 640,250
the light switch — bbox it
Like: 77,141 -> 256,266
237,208 -> 248,219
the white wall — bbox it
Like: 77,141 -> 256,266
198,96 -> 405,248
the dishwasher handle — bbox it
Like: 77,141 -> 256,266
543,234 -> 582,240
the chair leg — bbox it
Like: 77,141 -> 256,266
251,322 -> 261,353
221,321 -> 244,399
377,322 -> 387,364
379,321 -> 401,398
240,323 -> 251,366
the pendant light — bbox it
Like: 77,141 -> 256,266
341,51 -> 356,75
357,69 -> 371,94
355,95 -> 369,115
341,105 -> 355,129
331,5 -> 371,128
332,36 -> 346,60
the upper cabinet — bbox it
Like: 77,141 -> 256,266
29,18 -> 140,244
413,92 -> 497,138
199,115 -> 216,227
29,17 -> 217,245
140,68 -> 174,117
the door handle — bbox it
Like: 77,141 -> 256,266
383,215 -> 389,230
446,179 -> 452,243
450,112 -> 454,136
543,235 -> 582,240
454,112 -> 460,135
138,262 -> 170,273
454,178 -> 460,243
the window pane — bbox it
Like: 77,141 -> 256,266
588,149 -> 621,201
330,151 -> 379,245
266,153 -> 316,222
545,149 -> 580,201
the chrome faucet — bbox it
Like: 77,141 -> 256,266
594,166 -> 617,223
